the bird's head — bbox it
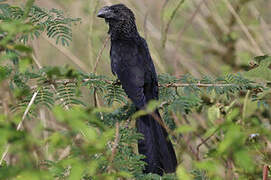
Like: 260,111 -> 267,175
97,4 -> 135,23
97,4 -> 138,39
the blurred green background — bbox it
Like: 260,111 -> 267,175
10,0 -> 271,77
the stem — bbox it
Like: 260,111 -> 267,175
161,0 -> 185,48
107,122 -> 120,172
93,35 -> 110,73
0,90 -> 39,165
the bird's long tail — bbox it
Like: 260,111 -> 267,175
136,109 -> 177,175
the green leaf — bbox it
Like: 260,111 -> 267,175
176,125 -> 196,134
234,149 -> 255,173
208,105 -> 220,123
177,165 -> 192,180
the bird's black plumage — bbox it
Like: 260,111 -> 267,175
97,4 -> 177,175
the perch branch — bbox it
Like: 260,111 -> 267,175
51,79 -> 246,88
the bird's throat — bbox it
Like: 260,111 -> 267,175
108,20 -> 139,40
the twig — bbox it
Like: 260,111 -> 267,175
40,109 -> 50,160
88,0 -> 101,69
161,0 -> 185,48
177,0 -> 206,42
107,122 -> 120,172
45,78 -> 246,88
183,134 -> 199,160
17,91 -> 39,130
92,35 -> 110,111
242,90 -> 250,121
32,53 -> 71,110
263,165 -> 270,180
92,35 -> 110,73
161,82 -> 237,88
160,0 -> 169,42
223,0 -> 263,55
0,144 -> 9,166
0,90 -> 39,165
151,111 -> 171,134
196,127 -> 219,159
54,78 -> 113,84
58,146 -> 71,161
93,88 -> 98,107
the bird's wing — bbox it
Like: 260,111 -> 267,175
110,39 -> 147,108
111,37 -> 159,108
116,62 -> 146,108
139,38 -> 159,99
139,38 -> 157,80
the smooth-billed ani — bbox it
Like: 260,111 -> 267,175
97,4 -> 177,175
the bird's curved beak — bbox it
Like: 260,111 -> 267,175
97,6 -> 113,18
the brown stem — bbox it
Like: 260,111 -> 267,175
177,0 -> 206,42
50,79 -> 244,88
161,0 -> 185,48
93,88 -> 98,108
196,127 -> 219,159
92,35 -> 110,73
263,165 -> 270,180
107,122 -> 120,172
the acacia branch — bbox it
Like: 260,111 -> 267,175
160,82 -> 237,88
50,79 -> 243,88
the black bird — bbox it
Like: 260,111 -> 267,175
97,4 -> 177,175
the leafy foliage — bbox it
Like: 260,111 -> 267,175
0,1 -> 271,180
0,1 -> 80,46
104,83 -> 127,106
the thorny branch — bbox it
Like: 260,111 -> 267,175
28,76 -> 263,109
41,78 -> 256,88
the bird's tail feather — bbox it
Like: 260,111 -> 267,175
136,109 -> 177,175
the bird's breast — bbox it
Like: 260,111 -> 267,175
110,40 -> 141,72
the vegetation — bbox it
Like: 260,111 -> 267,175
0,0 -> 270,179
